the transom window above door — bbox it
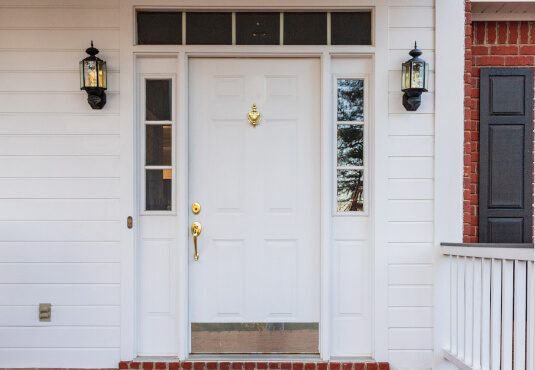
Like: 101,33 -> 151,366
136,11 -> 372,46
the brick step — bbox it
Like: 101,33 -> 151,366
119,362 -> 389,370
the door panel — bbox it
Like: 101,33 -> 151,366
188,58 -> 320,353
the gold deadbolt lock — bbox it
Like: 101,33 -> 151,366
192,202 -> 201,214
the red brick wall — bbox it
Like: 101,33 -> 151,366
464,4 -> 535,242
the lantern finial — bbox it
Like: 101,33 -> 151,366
85,41 -> 99,57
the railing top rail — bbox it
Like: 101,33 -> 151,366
441,243 -> 534,261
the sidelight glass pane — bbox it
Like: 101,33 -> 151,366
191,322 -> 319,354
137,11 -> 182,45
283,12 -> 327,45
236,12 -> 280,45
146,169 -> 172,211
337,79 -> 364,121
337,170 -> 364,212
146,80 -> 171,121
146,125 -> 172,166
186,12 -> 232,45
337,125 -> 363,166
331,12 -> 372,45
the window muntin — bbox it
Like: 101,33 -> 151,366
335,78 -> 366,213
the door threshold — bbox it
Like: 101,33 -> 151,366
187,354 -> 322,362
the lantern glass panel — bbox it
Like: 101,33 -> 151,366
424,62 -> 429,90
402,62 -> 410,90
79,61 -> 84,88
99,61 -> 107,89
411,62 -> 425,89
84,60 -> 98,88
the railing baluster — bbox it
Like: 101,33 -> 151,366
473,257 -> 482,369
466,256 -> 474,365
513,260 -> 527,370
458,256 -> 466,360
527,261 -> 534,370
502,259 -> 514,370
490,258 -> 502,370
481,258 -> 491,370
451,255 -> 458,355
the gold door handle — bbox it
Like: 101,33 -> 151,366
191,221 -> 202,261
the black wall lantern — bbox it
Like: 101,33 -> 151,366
80,41 -> 107,109
401,42 -> 429,111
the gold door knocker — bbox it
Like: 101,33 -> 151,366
247,104 -> 261,127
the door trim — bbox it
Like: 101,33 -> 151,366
121,3 -> 390,363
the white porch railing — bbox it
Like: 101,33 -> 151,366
441,243 -> 535,370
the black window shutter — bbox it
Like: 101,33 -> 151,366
479,67 -> 534,243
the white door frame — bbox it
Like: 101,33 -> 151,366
120,1 -> 390,363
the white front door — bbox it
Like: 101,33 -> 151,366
188,58 -> 320,354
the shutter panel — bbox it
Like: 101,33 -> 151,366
479,67 -> 534,243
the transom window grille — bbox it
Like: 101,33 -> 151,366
136,11 -> 372,46
336,78 -> 366,213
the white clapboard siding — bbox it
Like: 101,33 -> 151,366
0,178 -> 120,198
0,348 -> 120,369
1,284 -> 120,305
1,51 -> 120,72
0,306 -> 120,327
388,307 -> 434,328
387,1 -> 436,368
0,71 -> 120,92
0,3 -> 121,367
0,30 -> 119,49
0,242 -> 120,263
0,263 -> 120,284
0,157 -> 119,178
0,115 -> 120,135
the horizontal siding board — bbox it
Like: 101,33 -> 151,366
388,200 -> 433,221
389,91 -> 435,114
0,0 -> 119,8
388,307 -> 433,328
388,136 -> 434,157
388,350 -> 434,368
388,157 -> 434,179
0,178 -> 120,198
1,51 -> 119,72
389,28 -> 435,50
0,71 -> 120,92
0,92 -> 119,113
388,179 -> 434,199
389,264 -> 433,285
0,199 -> 120,220
0,242 -> 120,262
0,115 -> 120,135
0,221 -> 120,242
0,263 -> 120,284
388,222 -> 433,242
0,135 -> 119,156
389,7 -> 435,28
388,0 -> 435,7
0,284 -> 120,305
0,327 -> 119,348
0,306 -> 120,326
388,114 -> 434,136
388,243 -> 434,264
0,157 -> 119,178
389,286 -> 434,307
389,50 -> 435,71
0,8 -> 120,28
388,328 -> 434,350
0,348 -> 120,368
0,29 -> 119,49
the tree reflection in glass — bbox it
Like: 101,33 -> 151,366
337,170 -> 363,212
337,79 -> 364,121
337,125 -> 363,166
